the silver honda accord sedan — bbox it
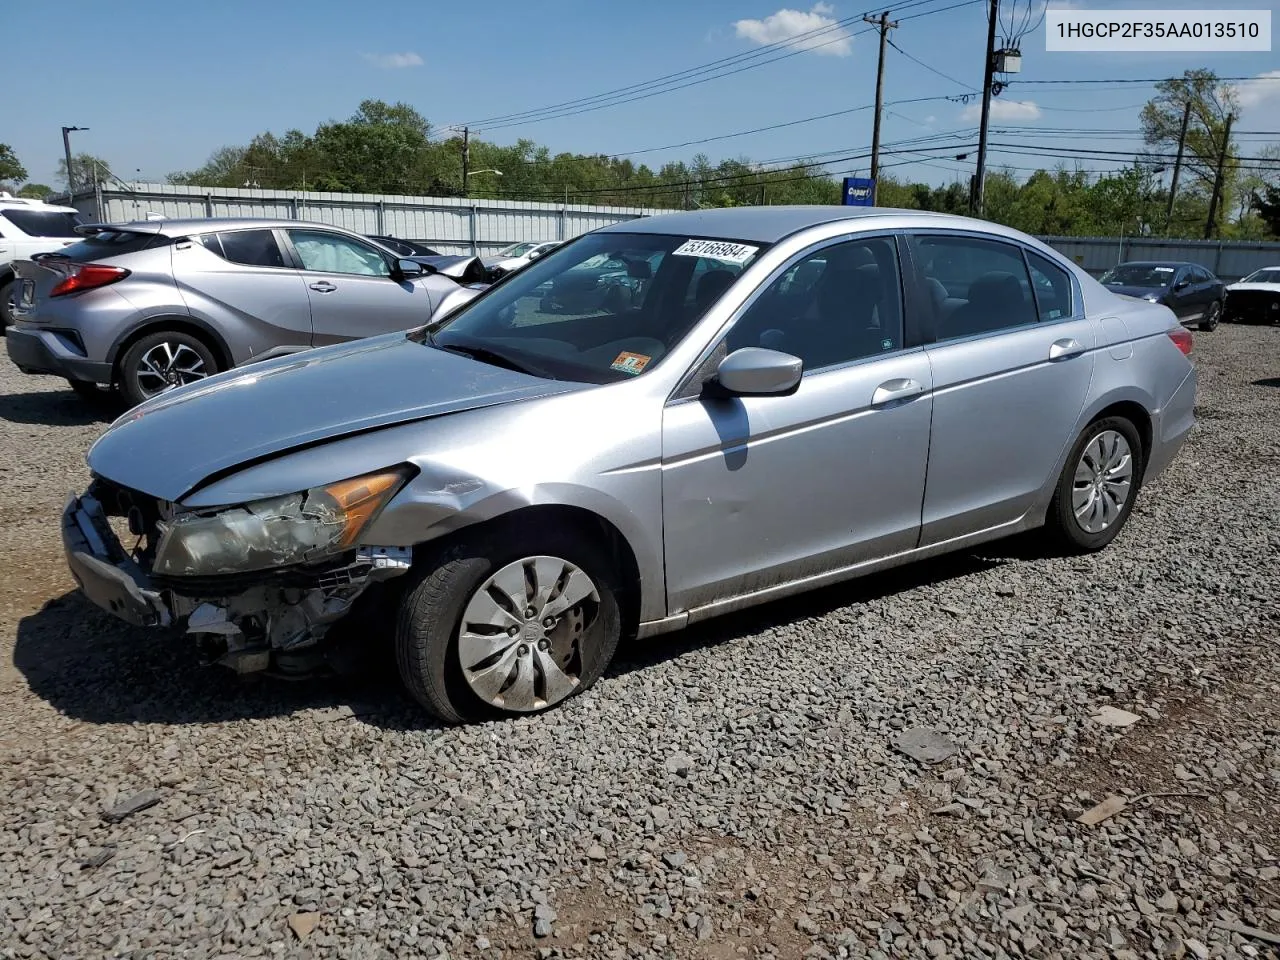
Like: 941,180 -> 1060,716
62,206 -> 1196,723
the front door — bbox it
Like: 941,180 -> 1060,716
908,233 -> 1097,544
661,234 -> 933,614
284,228 -> 436,345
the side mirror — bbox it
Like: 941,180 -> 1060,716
1173,278 -> 1190,291
394,258 -> 426,279
707,347 -> 803,398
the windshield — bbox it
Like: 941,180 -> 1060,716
1099,264 -> 1176,288
1,209 -> 83,238
51,229 -> 170,260
1241,268 -> 1280,284
498,242 -> 537,258
420,231 -> 767,384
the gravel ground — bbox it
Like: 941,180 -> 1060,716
0,325 -> 1278,960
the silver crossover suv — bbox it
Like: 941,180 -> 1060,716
6,218 -> 484,406
61,207 -> 1196,724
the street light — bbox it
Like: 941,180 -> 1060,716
61,126 -> 89,192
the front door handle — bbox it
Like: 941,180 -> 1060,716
1049,337 -> 1084,360
871,377 -> 924,407
309,281 -> 337,294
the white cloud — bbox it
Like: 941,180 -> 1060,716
1234,70 -> 1280,111
362,51 -> 424,69
733,3 -> 853,57
961,99 -> 1042,122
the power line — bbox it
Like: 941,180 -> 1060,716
887,36 -> 979,92
450,0 -> 983,132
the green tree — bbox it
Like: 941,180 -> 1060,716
57,152 -> 113,190
16,183 -> 51,199
1255,184 -> 1280,238
0,143 -> 28,188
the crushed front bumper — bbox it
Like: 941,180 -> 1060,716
62,486 -> 412,673
62,493 -> 173,627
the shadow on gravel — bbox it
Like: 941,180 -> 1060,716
1254,377 -> 1280,389
15,548 -> 1017,731
0,387 -> 120,426
13,589 -> 430,729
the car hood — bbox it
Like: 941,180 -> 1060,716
87,334 -> 584,502
1227,282 -> 1280,293
1103,284 -> 1166,300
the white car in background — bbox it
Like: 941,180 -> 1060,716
0,193 -> 85,330
1223,265 -> 1280,325
483,240 -> 561,277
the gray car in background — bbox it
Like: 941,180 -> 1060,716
59,206 -> 1195,724
6,218 -> 483,406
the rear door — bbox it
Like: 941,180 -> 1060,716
176,228 -> 313,360
907,232 -> 1096,544
283,228 -> 435,345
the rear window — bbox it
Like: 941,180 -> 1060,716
53,230 -> 170,261
1,209 -> 83,238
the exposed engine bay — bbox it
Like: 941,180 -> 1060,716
71,477 -> 413,675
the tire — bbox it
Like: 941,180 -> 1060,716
118,330 -> 219,407
0,278 -> 14,334
395,522 -> 623,724
1045,416 -> 1145,553
1199,300 -> 1222,331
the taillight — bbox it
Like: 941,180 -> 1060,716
49,264 -> 130,298
1167,326 -> 1193,356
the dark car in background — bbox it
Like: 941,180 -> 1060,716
1098,260 -> 1225,331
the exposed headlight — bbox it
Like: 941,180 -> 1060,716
152,467 -> 410,577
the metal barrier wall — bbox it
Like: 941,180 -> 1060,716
54,183 -> 676,256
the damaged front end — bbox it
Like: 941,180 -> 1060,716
62,468 -> 415,675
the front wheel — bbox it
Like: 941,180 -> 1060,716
118,330 -> 218,407
1199,300 -> 1222,331
395,525 -> 622,724
1044,417 -> 1144,553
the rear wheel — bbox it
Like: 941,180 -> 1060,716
118,330 -> 219,407
1200,300 -> 1222,331
0,278 -> 15,333
1045,417 -> 1144,553
395,524 -> 622,724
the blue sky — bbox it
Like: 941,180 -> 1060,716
3,0 -> 1278,191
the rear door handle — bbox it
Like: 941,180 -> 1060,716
1049,337 -> 1084,360
309,281 -> 337,294
871,377 -> 924,407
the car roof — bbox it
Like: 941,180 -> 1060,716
596,205 -> 1041,244
0,193 -> 79,214
1114,260 -> 1201,268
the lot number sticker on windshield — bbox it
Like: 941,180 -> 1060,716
672,239 -> 759,265
611,351 -> 652,375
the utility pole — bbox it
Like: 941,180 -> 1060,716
863,10 -> 898,205
61,126 -> 88,194
1204,112 -> 1233,240
1164,99 -> 1191,234
461,126 -> 470,198
972,0 -> 999,216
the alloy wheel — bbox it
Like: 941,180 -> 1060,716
457,555 -> 598,712
135,341 -> 209,398
1072,429 -> 1134,534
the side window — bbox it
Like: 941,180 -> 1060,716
202,229 -> 287,268
287,230 -> 391,277
1026,250 -> 1073,322
910,235 -> 1036,340
725,236 -> 904,372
